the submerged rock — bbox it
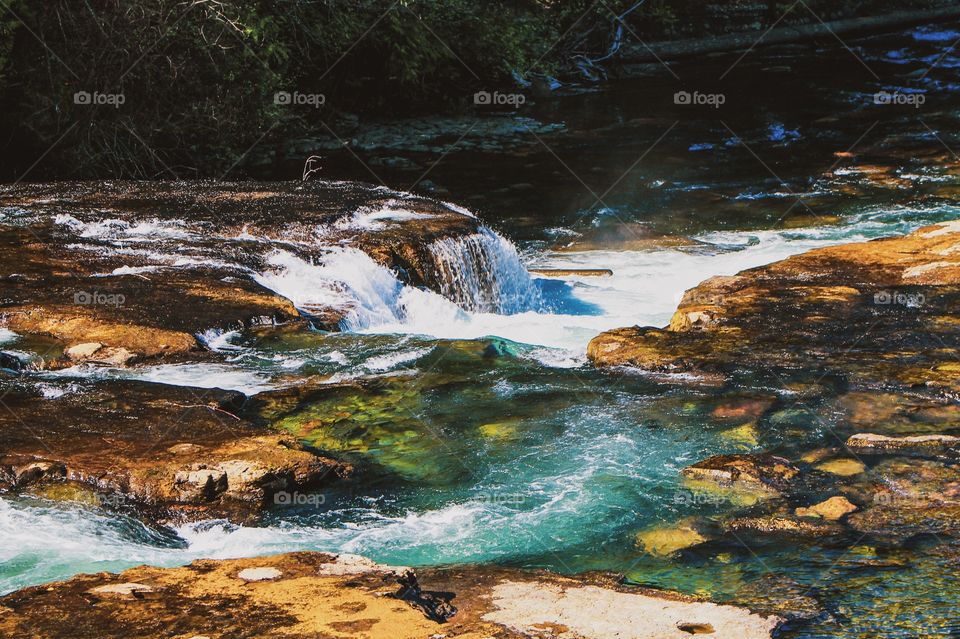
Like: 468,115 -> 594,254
635,518 -> 713,557
0,552 -> 783,639
734,574 -> 829,622
845,458 -> 960,540
814,458 -> 866,477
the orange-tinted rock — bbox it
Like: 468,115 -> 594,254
0,552 -> 783,639
588,222 -> 960,393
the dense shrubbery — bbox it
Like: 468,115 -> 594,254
0,0 -> 946,179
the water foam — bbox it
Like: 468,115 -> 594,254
428,228 -> 541,314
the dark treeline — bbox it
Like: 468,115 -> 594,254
0,0 -> 944,180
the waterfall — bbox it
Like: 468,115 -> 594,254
427,228 -> 540,314
254,226 -> 541,333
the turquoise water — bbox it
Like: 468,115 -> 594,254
5,21 -> 960,638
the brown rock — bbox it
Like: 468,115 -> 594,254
681,454 -> 801,495
0,552 -> 784,639
795,496 -> 858,520
0,379 -> 350,523
846,433 -> 960,455
726,515 -> 844,537
587,222 -> 960,394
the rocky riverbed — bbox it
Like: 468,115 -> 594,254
1,184 -> 959,637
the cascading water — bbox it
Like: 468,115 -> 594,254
427,228 -> 541,314
253,225 -> 543,333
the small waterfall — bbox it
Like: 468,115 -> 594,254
428,227 -> 540,314
254,226 -> 541,333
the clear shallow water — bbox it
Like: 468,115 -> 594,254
5,23 -> 960,639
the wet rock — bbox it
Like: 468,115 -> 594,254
846,433 -> 960,456
0,552 -> 783,639
587,222 -> 960,395
725,515 -> 845,537
0,379 -> 350,523
0,351 -> 24,372
735,574 -> 828,622
681,454 -> 801,496
794,496 -> 858,520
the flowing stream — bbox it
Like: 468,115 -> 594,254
5,21 -> 960,638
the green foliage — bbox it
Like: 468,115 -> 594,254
0,0 -> 946,178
